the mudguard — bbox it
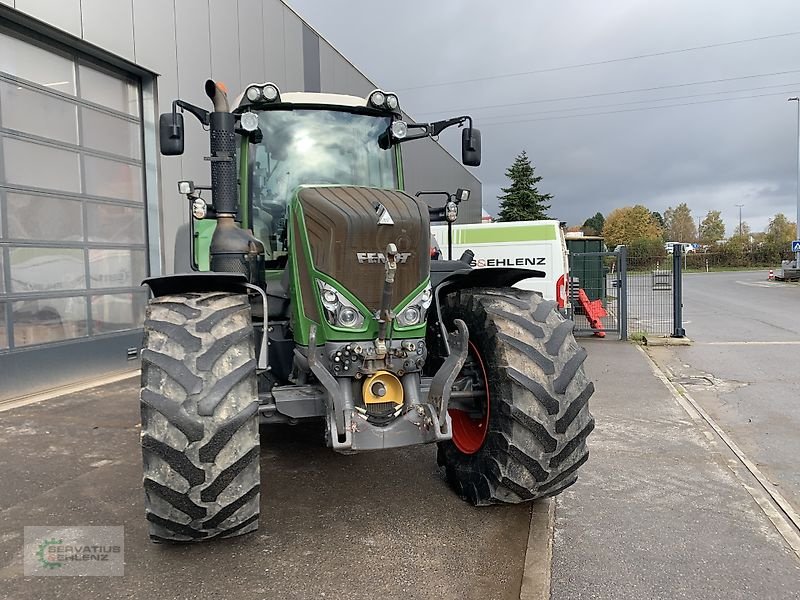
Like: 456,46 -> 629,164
142,272 -> 248,297
429,266 -> 546,355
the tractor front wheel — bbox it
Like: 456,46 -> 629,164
438,288 -> 595,505
140,292 -> 260,542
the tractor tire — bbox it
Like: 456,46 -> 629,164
437,287 -> 595,505
139,292 -> 260,542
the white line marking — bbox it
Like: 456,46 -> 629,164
520,498 -> 554,600
637,345 -> 800,560
702,341 -> 800,346
0,370 -> 140,413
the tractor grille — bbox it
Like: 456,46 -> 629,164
297,186 -> 430,312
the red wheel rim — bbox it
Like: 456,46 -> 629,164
449,341 -> 490,454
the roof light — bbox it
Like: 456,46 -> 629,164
369,90 -> 386,108
245,86 -> 261,102
262,84 -> 279,102
385,94 -> 399,110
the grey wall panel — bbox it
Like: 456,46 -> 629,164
81,0 -> 135,61
301,23 -> 319,93
281,5 -> 303,92
171,0 -> 212,272
14,0 -> 81,36
133,0 -> 181,273
262,0 -> 286,87
0,332 -> 142,401
238,0 -> 265,86
319,41 -> 373,98
318,39 -> 338,93
174,0 -> 211,181
209,0 -> 241,95
403,139 -> 483,224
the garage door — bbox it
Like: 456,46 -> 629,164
0,28 -> 148,400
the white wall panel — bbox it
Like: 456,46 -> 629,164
81,0 -> 135,61
14,0 -> 81,36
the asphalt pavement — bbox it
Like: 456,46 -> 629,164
0,379 -> 530,600
648,270 -> 800,515
1,322 -> 799,598
551,339 -> 800,600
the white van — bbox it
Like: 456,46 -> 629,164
431,220 -> 570,309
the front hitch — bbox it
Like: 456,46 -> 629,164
427,319 -> 469,434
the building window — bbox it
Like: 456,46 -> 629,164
0,29 -> 147,351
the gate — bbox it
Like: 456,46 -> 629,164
568,248 -> 627,339
568,245 -> 686,340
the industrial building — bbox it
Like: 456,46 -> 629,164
0,0 -> 482,400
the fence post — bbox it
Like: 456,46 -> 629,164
672,244 -> 686,337
618,245 -> 628,341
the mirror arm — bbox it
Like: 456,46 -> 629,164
173,99 -> 210,127
429,115 -> 472,137
394,116 -> 473,145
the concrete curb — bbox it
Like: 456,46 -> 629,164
520,498 -> 554,600
643,336 -> 692,346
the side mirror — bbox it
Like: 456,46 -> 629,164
462,127 -> 481,166
159,112 -> 185,156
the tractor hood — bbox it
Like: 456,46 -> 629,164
294,186 -> 430,313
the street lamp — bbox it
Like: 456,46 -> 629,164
735,204 -> 744,237
788,97 -> 800,268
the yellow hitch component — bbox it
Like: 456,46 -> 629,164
363,371 -> 404,405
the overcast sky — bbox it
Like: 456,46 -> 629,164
286,0 -> 800,235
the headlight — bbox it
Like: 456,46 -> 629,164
395,284 -> 433,327
385,94 -> 399,110
338,307 -> 360,327
240,111 -> 259,132
191,198 -> 207,219
316,280 -> 365,329
398,306 -> 421,326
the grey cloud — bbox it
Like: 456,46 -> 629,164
287,0 -> 800,235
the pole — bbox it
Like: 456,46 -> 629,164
789,98 -> 800,268
618,245 -> 628,341
795,99 -> 800,268
735,204 -> 744,237
672,243 -> 685,338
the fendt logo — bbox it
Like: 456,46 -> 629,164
356,252 -> 412,264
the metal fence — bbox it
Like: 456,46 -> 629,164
568,250 -> 626,339
568,246 -> 686,340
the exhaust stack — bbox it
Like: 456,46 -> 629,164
205,79 -> 265,280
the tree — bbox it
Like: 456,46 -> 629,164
764,213 -> 796,246
663,203 -> 696,242
651,211 -> 666,230
582,212 -> 605,236
496,151 -> 551,221
727,221 -> 752,248
602,205 -> 663,248
699,210 -> 725,245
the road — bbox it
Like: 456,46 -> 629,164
647,270 -> 800,514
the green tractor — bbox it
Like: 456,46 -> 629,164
140,79 -> 595,542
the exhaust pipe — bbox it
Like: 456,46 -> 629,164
204,79 -> 265,281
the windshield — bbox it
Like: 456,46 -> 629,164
247,109 -> 398,264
